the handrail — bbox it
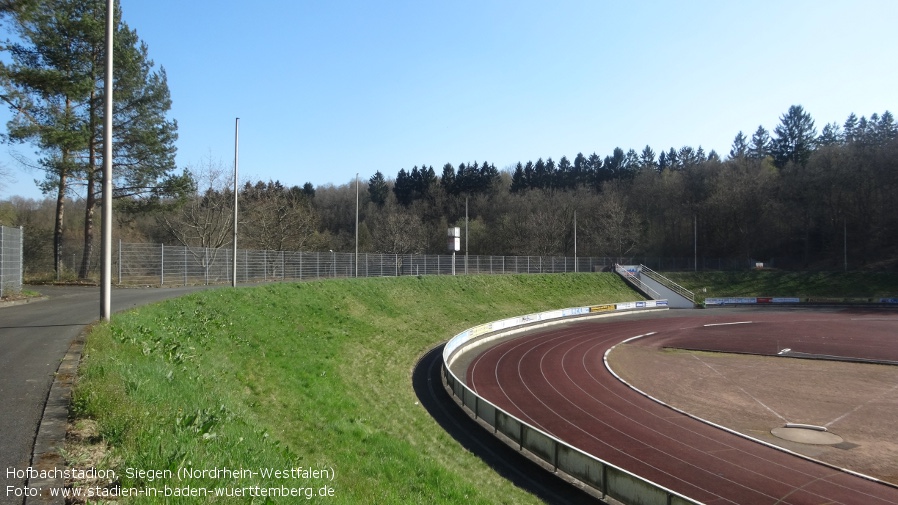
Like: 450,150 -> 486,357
441,301 -> 700,505
639,264 -> 696,302
614,264 -> 663,300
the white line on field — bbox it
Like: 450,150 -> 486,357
690,353 -> 788,422
826,381 -> 898,428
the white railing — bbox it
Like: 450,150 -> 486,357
614,264 -> 663,300
441,300 -> 701,505
639,264 -> 696,302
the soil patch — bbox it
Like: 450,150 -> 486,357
608,344 -> 898,485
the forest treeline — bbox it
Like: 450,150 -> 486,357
2,2 -> 896,278
3,105 -> 897,277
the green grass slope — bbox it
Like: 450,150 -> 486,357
73,273 -> 639,504
664,271 -> 898,302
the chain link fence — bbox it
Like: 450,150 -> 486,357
116,242 -> 754,286
1,226 -> 24,297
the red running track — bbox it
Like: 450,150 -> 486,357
466,309 -> 898,505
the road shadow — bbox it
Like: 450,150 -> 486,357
412,344 -> 597,505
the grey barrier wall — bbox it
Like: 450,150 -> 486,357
0,225 -> 24,298
441,300 -> 702,505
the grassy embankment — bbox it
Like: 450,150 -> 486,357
72,273 -> 640,504
664,271 -> 898,303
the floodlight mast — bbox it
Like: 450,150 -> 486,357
100,0 -> 113,320
232,118 -> 239,287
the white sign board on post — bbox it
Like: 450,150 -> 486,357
448,227 -> 461,274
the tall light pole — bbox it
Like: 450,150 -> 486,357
100,0 -> 113,320
574,210 -> 577,273
232,118 -> 239,287
355,173 -> 359,277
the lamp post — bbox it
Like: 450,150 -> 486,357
231,118 -> 239,287
100,0 -> 113,320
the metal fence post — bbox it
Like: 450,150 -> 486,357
160,243 -> 165,285
18,226 -> 24,292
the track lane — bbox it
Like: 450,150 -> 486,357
466,310 -> 898,505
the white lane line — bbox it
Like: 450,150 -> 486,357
704,321 -> 753,327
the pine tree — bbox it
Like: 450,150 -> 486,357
393,168 -> 413,206
586,153 -> 602,190
817,122 -> 842,146
573,152 -> 588,187
639,145 -> 657,170
1,0 -> 178,277
770,105 -> 817,168
748,125 -> 771,159
875,111 -> 897,143
666,147 -> 679,170
510,162 -> 526,193
843,113 -> 858,143
729,131 -> 748,159
368,171 -> 388,205
557,156 -> 573,189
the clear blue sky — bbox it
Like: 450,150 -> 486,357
3,0 -> 897,200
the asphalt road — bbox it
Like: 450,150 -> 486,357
0,285 -> 212,505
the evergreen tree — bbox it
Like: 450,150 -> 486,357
1,0 -> 178,277
875,111 -> 897,143
477,160 -> 499,193
533,158 -> 548,189
818,122 -> 842,146
544,158 -> 557,187
695,146 -> 706,163
639,145 -> 657,170
729,131 -> 748,159
843,113 -> 859,143
770,105 -> 817,167
368,171 -> 388,205
523,160 -> 535,190
604,148 -> 625,179
586,153 -> 602,190
678,146 -> 698,167
624,149 -> 639,172
666,147 -> 679,170
573,152 -> 588,187
557,156 -> 573,189
301,182 -> 316,199
856,116 -> 870,144
748,125 -> 770,159
510,162 -> 526,193
393,168 -> 413,206
1,0 -> 93,274
439,163 -> 455,195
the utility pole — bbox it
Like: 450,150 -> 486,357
100,0 -> 113,320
